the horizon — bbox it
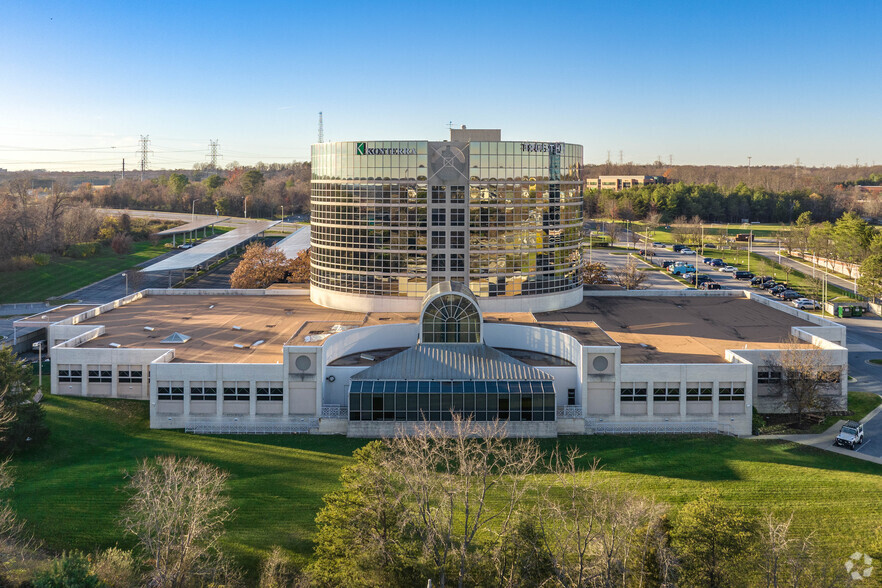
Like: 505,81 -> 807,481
1,0 -> 881,172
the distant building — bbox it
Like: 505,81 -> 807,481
586,175 -> 666,192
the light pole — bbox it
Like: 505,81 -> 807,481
747,229 -> 752,273
32,341 -> 43,389
281,205 -> 284,221
191,199 -> 196,222
124,271 -> 128,296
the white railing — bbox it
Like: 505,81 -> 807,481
185,419 -> 319,435
320,404 -> 347,419
556,405 -> 584,418
586,420 -> 735,436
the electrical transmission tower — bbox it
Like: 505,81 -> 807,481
318,112 -> 324,143
208,139 -> 220,172
138,135 -> 151,181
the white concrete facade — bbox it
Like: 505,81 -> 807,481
46,289 -> 847,438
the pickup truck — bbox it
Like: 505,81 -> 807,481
670,264 -> 696,276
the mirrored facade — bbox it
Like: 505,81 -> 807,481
311,136 -> 583,311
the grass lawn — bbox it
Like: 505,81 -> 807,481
757,391 -> 882,434
636,224 -> 788,244
0,240 -> 173,304
7,395 -> 882,578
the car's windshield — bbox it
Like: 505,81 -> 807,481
841,427 -> 857,435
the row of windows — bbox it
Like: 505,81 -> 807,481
310,182 -> 582,206
58,365 -> 143,384
350,380 -> 554,394
349,382 -> 556,422
620,383 -> 746,402
156,382 -> 283,402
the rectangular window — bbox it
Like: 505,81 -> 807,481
567,388 -> 576,406
431,254 -> 446,272
431,209 -> 446,226
256,382 -> 284,401
757,370 -> 782,384
431,186 -> 446,204
223,381 -> 250,401
450,208 -> 466,226
157,382 -> 183,401
450,231 -> 466,249
58,365 -> 82,383
686,383 -> 713,401
450,254 -> 465,272
190,381 -> 217,401
653,383 -> 680,402
620,384 -> 647,402
88,365 -> 112,383
719,382 -> 746,401
431,231 -> 446,248
118,365 -> 143,383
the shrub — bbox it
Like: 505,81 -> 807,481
90,547 -> 139,588
0,256 -> 35,272
110,233 -> 133,255
62,242 -> 100,259
32,551 -> 105,588
32,254 -> 51,266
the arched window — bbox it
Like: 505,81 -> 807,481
420,282 -> 482,344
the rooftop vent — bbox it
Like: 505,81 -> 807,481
161,332 -> 191,344
208,305 -> 215,309
232,325 -> 242,331
252,340 -> 265,347
360,353 -> 376,362
233,343 -> 245,349
108,342 -> 121,348
143,326 -> 154,332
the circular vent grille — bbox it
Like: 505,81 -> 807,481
592,356 -> 609,372
294,355 -> 312,371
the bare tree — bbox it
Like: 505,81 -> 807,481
230,243 -> 291,289
582,262 -> 610,285
610,257 -> 648,290
386,416 -> 542,588
765,339 -> 839,427
123,455 -> 236,588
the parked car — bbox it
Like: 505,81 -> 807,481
177,243 -> 194,249
702,257 -> 713,265
760,281 -> 778,290
777,289 -> 801,300
637,249 -> 653,256
670,264 -> 696,275
672,244 -> 685,252
751,275 -> 774,286
770,284 -> 787,295
700,281 -> 721,290
794,299 -> 822,310
734,271 -> 754,280
652,242 -> 665,247
661,261 -> 675,269
681,248 -> 695,255
704,243 -> 716,249
710,259 -> 725,267
720,265 -> 737,273
834,421 -> 864,450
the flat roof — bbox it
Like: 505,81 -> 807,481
155,217 -> 228,236
76,295 -> 416,363
535,296 -> 816,363
14,304 -> 99,327
143,220 -> 280,272
272,225 -> 310,258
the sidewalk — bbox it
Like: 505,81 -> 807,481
753,404 -> 882,466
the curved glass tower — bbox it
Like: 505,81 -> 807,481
310,130 -> 583,312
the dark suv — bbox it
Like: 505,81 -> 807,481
734,271 -> 754,280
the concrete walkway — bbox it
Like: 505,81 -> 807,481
753,404 -> 882,466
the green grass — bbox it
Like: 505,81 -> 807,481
8,395 -> 882,578
0,241 -> 172,303
637,224 -> 789,244
758,392 -> 882,434
869,359 -> 882,365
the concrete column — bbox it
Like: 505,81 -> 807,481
216,377 -> 223,416
81,363 -> 88,397
679,380 -> 687,417
283,377 -> 290,417
646,379 -> 655,416
613,382 -> 621,416
712,382 -> 720,419
111,364 -> 118,398
249,381 -> 257,417
183,381 -> 191,417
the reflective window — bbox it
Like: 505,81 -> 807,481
422,293 -> 480,343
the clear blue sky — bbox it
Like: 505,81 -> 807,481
1,0 -> 880,171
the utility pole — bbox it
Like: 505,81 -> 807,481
747,156 -> 751,180
318,111 -> 324,143
122,158 -> 125,180
208,139 -> 220,172
669,154 -> 673,166
619,150 -> 623,165
138,135 -> 151,181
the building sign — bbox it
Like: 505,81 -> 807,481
521,142 -> 563,154
356,142 -> 416,156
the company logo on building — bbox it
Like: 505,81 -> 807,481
521,142 -> 563,154
356,142 -> 416,156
